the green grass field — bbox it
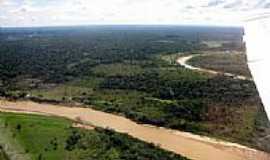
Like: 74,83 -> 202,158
0,113 -> 72,160
0,112 -> 189,160
31,85 -> 92,101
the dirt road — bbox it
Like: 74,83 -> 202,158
177,54 -> 253,81
0,100 -> 269,160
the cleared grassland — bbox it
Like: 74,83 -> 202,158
0,112 -> 189,160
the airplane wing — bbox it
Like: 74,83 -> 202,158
244,16 -> 270,120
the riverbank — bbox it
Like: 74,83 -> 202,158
176,53 -> 252,81
1,99 -> 269,160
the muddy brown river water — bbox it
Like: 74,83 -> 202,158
0,100 -> 269,160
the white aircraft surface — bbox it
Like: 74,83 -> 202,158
245,15 -> 270,120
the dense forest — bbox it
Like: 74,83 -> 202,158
0,25 -> 243,87
1,26 -> 269,153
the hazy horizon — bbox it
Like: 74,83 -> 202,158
0,24 -> 244,29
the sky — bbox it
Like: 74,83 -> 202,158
0,0 -> 270,27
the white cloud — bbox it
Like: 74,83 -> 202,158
0,0 -> 269,27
